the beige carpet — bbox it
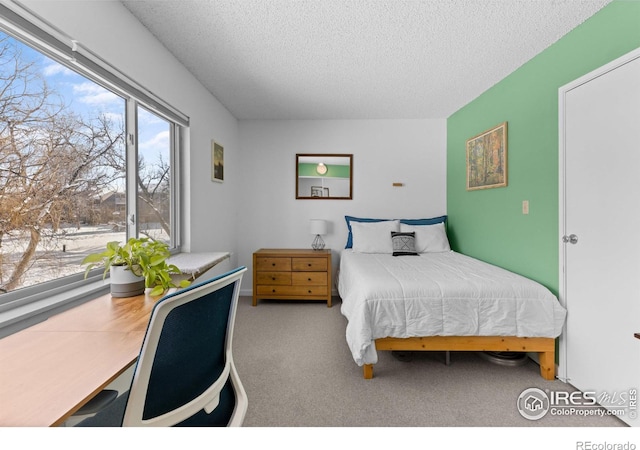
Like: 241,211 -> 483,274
232,296 -> 625,428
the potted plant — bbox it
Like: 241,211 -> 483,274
82,237 -> 190,297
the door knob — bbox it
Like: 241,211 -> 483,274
562,234 -> 578,244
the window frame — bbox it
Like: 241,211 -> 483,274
0,3 -> 188,332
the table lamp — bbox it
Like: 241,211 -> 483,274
309,219 -> 327,250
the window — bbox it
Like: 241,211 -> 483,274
137,106 -> 173,244
0,21 -> 184,306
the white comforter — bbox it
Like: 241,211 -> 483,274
338,250 -> 567,366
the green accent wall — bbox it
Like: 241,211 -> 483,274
298,163 -> 350,178
446,0 -> 640,295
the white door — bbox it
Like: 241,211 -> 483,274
561,50 -> 640,426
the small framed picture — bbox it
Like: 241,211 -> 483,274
212,140 -> 224,182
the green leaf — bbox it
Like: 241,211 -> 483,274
149,285 -> 165,297
149,254 -> 167,266
80,253 -> 106,264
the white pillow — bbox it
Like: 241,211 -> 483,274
351,220 -> 400,253
400,222 -> 450,253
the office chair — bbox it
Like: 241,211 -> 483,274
77,266 -> 248,427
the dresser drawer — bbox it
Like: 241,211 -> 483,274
255,257 -> 291,271
292,272 -> 327,286
257,285 -> 328,296
256,272 -> 292,285
292,257 -> 327,272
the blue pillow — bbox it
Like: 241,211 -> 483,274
400,216 -> 447,226
344,215 -> 446,248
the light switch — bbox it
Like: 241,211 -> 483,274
522,200 -> 529,215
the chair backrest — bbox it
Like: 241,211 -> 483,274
122,266 -> 248,426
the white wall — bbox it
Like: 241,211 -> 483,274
14,3 -> 448,296
237,119 -> 447,293
20,0 -> 242,265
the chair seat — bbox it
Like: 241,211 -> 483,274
76,391 -> 128,426
73,389 -> 119,416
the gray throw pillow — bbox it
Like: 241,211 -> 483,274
391,231 -> 419,256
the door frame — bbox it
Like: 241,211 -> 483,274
557,46 -> 640,382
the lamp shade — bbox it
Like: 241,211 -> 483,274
309,219 -> 327,235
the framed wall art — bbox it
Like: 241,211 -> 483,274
466,122 -> 507,191
211,140 -> 224,182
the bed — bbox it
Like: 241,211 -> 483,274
337,216 -> 567,380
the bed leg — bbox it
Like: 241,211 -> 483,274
445,351 -> 451,366
538,350 -> 555,380
363,364 -> 374,379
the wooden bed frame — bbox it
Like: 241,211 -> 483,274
362,335 -> 556,380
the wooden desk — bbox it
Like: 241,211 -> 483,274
0,292 -> 160,427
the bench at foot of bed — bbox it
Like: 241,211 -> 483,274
362,336 -> 556,380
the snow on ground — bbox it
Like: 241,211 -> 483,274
1,225 -> 167,291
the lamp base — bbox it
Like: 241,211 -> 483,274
311,234 -> 325,250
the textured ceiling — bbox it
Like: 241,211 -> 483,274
122,0 -> 612,120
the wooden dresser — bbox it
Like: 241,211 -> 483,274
252,248 -> 332,307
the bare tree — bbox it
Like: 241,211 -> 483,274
137,152 -> 171,237
0,35 -> 173,293
0,37 -> 125,291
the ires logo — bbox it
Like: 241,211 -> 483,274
517,388 -> 550,421
517,388 -> 637,421
549,391 -> 598,406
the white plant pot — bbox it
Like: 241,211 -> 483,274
109,265 -> 145,297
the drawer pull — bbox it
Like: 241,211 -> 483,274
308,263 -> 312,267
272,289 -> 276,293
272,277 -> 276,281
308,290 -> 312,293
272,263 -> 276,266
308,278 -> 312,281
